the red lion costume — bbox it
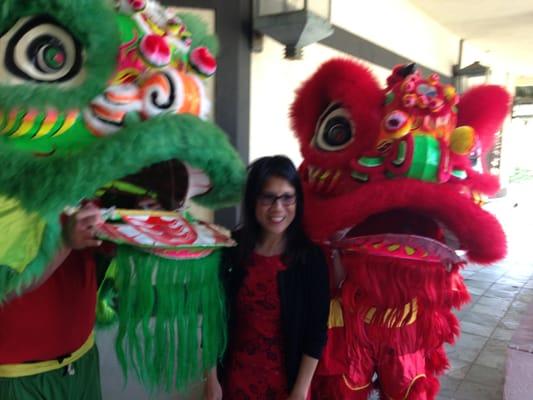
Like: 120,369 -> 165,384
290,60 -> 510,399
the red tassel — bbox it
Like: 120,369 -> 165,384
341,252 -> 464,308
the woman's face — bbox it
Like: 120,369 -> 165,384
255,176 -> 297,239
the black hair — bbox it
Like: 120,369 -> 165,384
233,155 -> 312,268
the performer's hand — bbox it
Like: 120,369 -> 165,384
63,203 -> 104,249
204,367 -> 222,400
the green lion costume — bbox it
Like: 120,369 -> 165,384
0,0 -> 244,393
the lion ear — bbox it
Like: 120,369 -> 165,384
457,85 -> 511,153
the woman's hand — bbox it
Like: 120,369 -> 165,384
287,354 -> 318,400
63,203 -> 103,249
287,392 -> 307,400
204,367 -> 222,400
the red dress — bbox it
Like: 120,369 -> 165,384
224,253 -> 288,400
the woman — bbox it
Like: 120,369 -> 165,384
205,155 -> 330,400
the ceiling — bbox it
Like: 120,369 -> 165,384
409,0 -> 533,80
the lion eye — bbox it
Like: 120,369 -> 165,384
0,15 -> 83,84
383,110 -> 409,132
313,103 -> 355,152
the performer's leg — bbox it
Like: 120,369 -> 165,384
0,345 -> 102,400
339,343 -> 375,400
311,374 -> 372,400
74,345 -> 103,400
311,340 -> 374,400
377,347 -> 430,400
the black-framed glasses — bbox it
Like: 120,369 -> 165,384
257,193 -> 296,207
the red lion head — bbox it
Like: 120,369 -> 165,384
291,59 -> 510,266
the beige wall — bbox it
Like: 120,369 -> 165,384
332,0 -> 459,76
516,76 -> 533,86
250,36 -> 390,165
249,0 -> 462,165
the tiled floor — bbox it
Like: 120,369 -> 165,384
437,264 -> 533,400
437,185 -> 533,400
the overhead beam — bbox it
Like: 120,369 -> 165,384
321,25 -> 452,83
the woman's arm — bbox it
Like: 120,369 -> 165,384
288,246 -> 330,399
288,354 -> 319,399
302,246 -> 330,358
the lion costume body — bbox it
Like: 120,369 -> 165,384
290,59 -> 510,399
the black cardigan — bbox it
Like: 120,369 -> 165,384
220,242 -> 330,392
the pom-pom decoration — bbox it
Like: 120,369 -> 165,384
190,46 -> 217,77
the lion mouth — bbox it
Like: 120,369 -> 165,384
98,159 -> 211,211
304,178 -> 506,264
328,209 -> 464,270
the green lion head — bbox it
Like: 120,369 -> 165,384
0,0 -> 244,390
0,0 -> 244,272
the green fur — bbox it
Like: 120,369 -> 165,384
178,13 -> 219,56
0,114 -> 245,218
0,0 -> 119,111
95,260 -> 119,328
0,220 -> 62,303
0,111 -> 243,315
111,247 -> 226,392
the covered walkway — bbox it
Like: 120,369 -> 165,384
438,184 -> 533,399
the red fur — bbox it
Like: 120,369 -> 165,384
449,266 -> 471,308
304,179 -> 506,264
341,253 -> 459,308
457,85 -> 511,153
408,375 -> 440,400
416,308 -> 460,349
340,262 -> 462,353
290,59 -> 383,169
426,346 -> 450,376
464,171 -> 501,195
